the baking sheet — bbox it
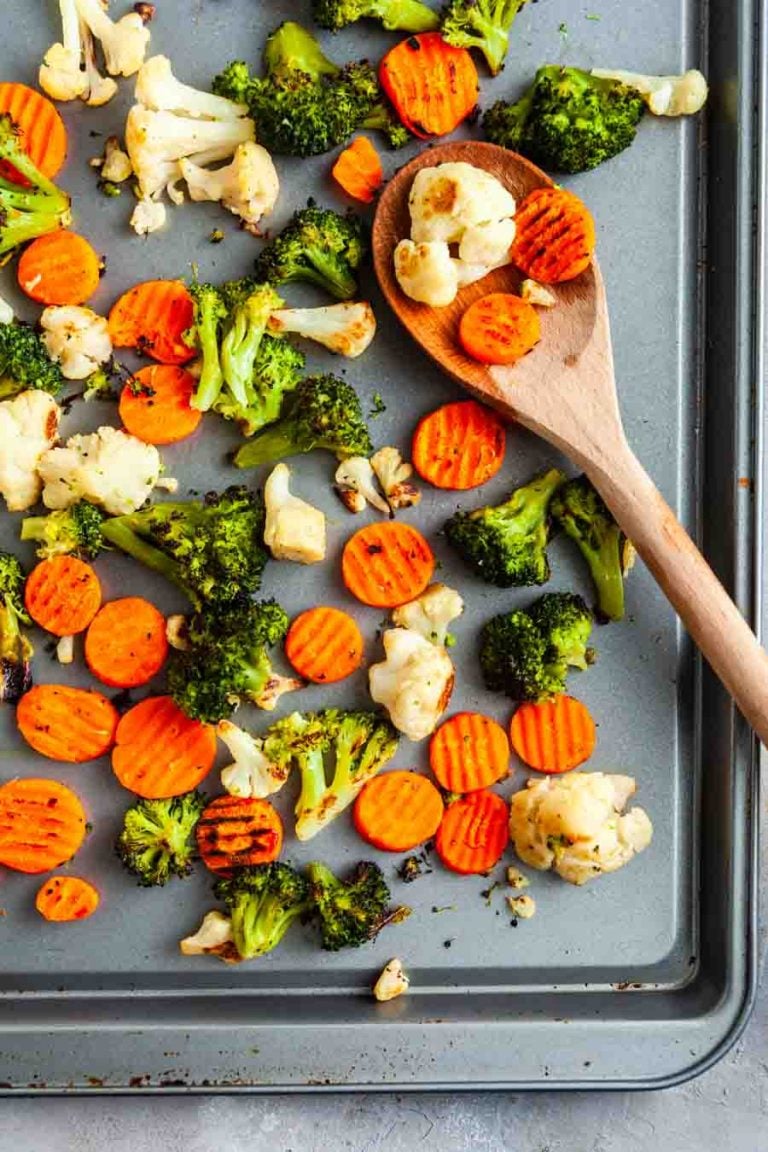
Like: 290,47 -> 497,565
0,0 -> 760,1089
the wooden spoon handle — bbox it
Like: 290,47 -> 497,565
587,445 -> 768,744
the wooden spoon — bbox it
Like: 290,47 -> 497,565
373,140 -> 768,745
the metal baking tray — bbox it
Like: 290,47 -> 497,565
0,0 -> 761,1092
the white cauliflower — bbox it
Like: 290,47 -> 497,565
130,196 -> 167,235
75,0 -> 150,78
40,307 -> 112,381
268,302 -> 376,359
370,446 -> 420,511
180,910 -> 237,962
179,142 -> 279,228
408,163 -> 516,243
0,391 -> 60,512
521,279 -> 557,308
0,294 -> 13,325
591,67 -> 708,116
263,463 -> 326,564
335,457 -> 390,515
368,628 -> 454,742
508,772 -> 653,886
458,217 -> 516,266
394,240 -> 459,307
373,958 -> 409,1002
165,614 -> 189,651
99,136 -> 133,183
391,583 -> 464,647
56,635 -> 75,665
80,16 -> 118,106
217,720 -> 292,800
507,894 -> 536,920
39,0 -> 89,101
135,55 -> 248,120
38,426 -> 162,515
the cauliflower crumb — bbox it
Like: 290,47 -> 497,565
0,391 -> 61,512
507,894 -> 536,919
37,426 -> 162,515
505,866 -> 530,890
521,279 -> 557,308
394,239 -> 459,307
368,628 -> 454,741
373,957 -> 409,1002
180,910 -> 237,961
165,615 -> 189,651
101,136 -> 133,183
56,635 -> 75,665
370,447 -> 420,512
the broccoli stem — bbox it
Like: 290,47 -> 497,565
292,246 -> 358,300
100,519 -> 191,603
295,749 -> 328,820
220,310 -> 264,410
589,544 -> 625,623
0,214 -> 66,258
18,517 -> 49,544
192,312 -> 225,412
233,423 -> 300,468
374,0 -> 439,31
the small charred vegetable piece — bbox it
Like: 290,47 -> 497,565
440,0 -> 528,76
0,115 -> 72,257
529,591 -> 595,674
116,791 -> 206,886
20,502 -> 105,560
0,320 -> 65,401
550,475 -> 626,621
312,0 -> 439,32
253,203 -> 366,300
0,551 -> 33,704
307,859 -> 410,950
214,861 -> 311,960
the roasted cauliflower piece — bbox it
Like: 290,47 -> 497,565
368,627 -> 454,741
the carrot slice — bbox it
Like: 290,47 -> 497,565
17,685 -> 118,763
85,597 -> 168,689
17,231 -> 102,306
342,521 -> 434,608
511,187 -> 596,284
509,695 -> 596,774
285,606 -> 364,684
332,136 -> 384,204
24,556 -> 102,637
196,795 -> 284,875
0,778 -> 87,873
412,399 -> 506,490
459,293 -> 541,366
379,33 -> 479,139
35,875 -> 100,921
429,712 -> 510,793
353,770 -> 444,852
435,789 -> 509,875
111,695 -> 217,799
0,82 -> 67,181
108,280 -> 196,365
119,364 -> 202,445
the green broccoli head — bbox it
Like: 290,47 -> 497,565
233,374 -> 372,468
483,65 -> 646,173
213,333 -> 305,437
307,860 -> 410,951
312,0 -> 440,33
116,792 -> 206,887
445,468 -> 565,587
254,203 -> 367,300
211,60 -> 254,104
186,281 -> 228,412
214,862 -> 311,960
0,320 -> 65,401
0,551 -> 32,704
441,0 -> 528,75
0,115 -> 71,257
550,475 -> 626,621
218,281 -> 284,410
528,591 -> 595,673
20,502 -> 105,560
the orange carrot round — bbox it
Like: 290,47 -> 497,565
285,606 -> 364,684
108,280 -> 196,365
435,789 -> 509,875
511,187 -> 596,284
429,712 -> 511,793
332,136 -> 384,204
119,364 -> 202,445
17,231 -> 102,306
111,695 -> 217,799
509,695 -> 596,774
342,521 -> 434,608
0,778 -> 87,873
459,293 -> 541,366
85,597 -> 168,689
196,795 -> 284,875
17,685 -> 118,763
35,875 -> 100,921
379,33 -> 479,139
0,83 -> 67,180
24,556 -> 102,637
353,770 -> 444,852
412,399 -> 506,490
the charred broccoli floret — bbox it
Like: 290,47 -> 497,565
0,320 -> 65,401
214,862 -> 312,960
233,374 -> 372,468
308,860 -> 410,951
213,333 -> 305,436
312,0 -> 439,32
0,115 -> 71,257
219,280 -> 284,410
100,487 -> 268,610
253,203 -> 366,300
20,502 -> 105,560
445,468 -> 564,587
116,792 -> 206,887
0,551 -> 32,704
441,0 -> 528,75
550,475 -> 626,621
483,65 -> 646,173
186,282 -> 228,412
529,591 -> 595,673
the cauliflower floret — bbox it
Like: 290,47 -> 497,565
335,457 -> 390,515
391,583 -> 464,647
39,0 -> 89,102
394,240 -> 459,307
408,163 -> 516,243
40,306 -> 112,382
80,16 -> 118,106
74,0 -> 150,77
521,279 -> 557,308
180,910 -> 237,961
370,446 -> 420,512
268,302 -> 376,359
368,628 -> 454,742
591,67 -> 708,116
179,142 -> 279,228
38,426 -> 162,516
130,196 -> 167,235
217,720 -> 291,799
264,463 -> 326,564
458,217 -> 516,266
373,957 -> 409,1002
508,772 -> 653,886
0,391 -> 60,512
99,136 -> 133,183
135,55 -> 248,120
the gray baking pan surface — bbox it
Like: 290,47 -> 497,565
0,0 -> 761,1091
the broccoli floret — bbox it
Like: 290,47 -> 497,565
441,0 -> 528,76
167,598 -> 297,724
100,486 -> 268,610
219,280 -> 284,410
20,502 -> 105,560
0,551 -> 32,704
214,862 -> 311,960
0,320 -> 65,401
550,475 -> 626,621
308,860 -> 410,951
186,282 -> 228,412
483,65 -> 646,173
0,115 -> 71,257
213,333 -> 305,436
529,591 -> 595,673
254,203 -> 366,301
445,468 -> 565,587
312,0 -> 439,33
116,792 -> 206,887
233,374 -> 372,468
